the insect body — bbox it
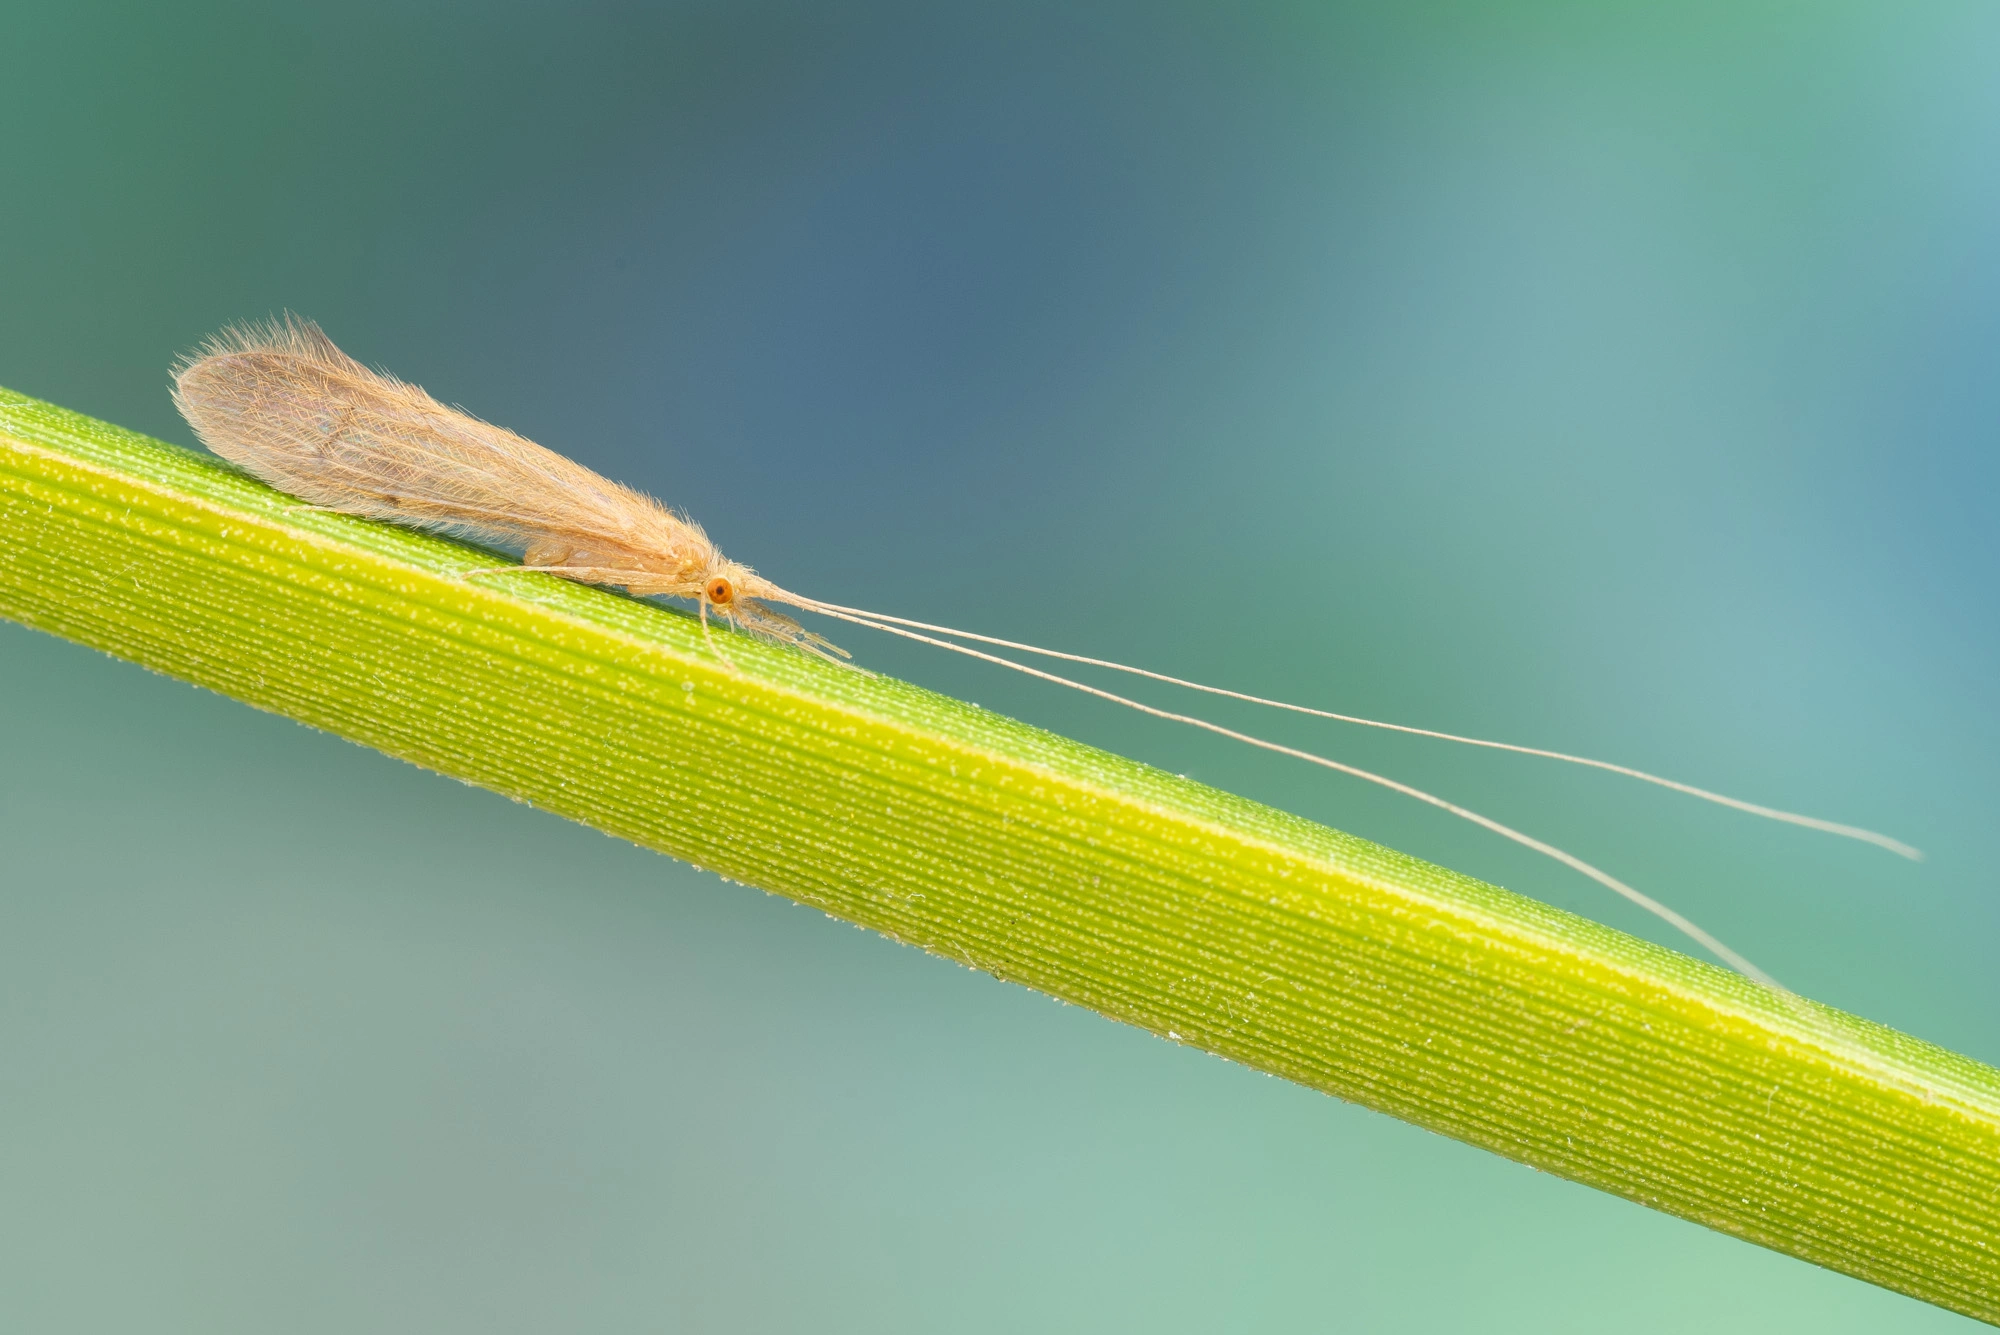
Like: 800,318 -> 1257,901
172,316 -> 1915,989
173,316 -> 835,654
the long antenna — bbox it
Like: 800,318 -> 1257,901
799,600 -> 1784,990
801,599 -> 1919,861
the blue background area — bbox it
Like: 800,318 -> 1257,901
2,3 -> 1995,1329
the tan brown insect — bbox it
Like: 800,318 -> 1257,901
172,315 -> 1917,990
173,316 -> 838,657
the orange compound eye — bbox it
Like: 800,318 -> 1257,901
706,577 -> 734,605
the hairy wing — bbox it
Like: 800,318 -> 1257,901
173,317 -> 680,554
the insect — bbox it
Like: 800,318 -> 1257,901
173,315 -> 1917,991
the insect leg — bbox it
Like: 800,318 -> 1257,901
699,595 -> 740,674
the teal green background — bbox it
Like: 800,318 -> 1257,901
2,2 -> 1995,1329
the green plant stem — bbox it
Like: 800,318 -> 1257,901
3,387 -> 1996,1323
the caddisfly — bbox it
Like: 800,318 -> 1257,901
172,315 -> 1918,990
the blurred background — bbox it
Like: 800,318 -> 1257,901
2,1 -> 1995,1329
